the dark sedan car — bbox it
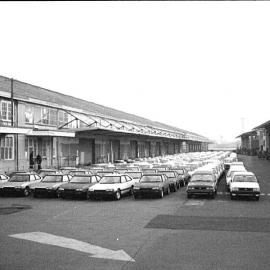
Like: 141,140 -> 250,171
158,170 -> 179,191
58,174 -> 101,199
30,174 -> 72,197
174,168 -> 190,186
133,173 -> 171,199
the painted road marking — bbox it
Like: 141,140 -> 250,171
184,200 -> 205,206
10,232 -> 135,262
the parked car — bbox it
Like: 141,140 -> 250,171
124,171 -> 143,184
158,170 -> 179,191
0,172 -> 42,197
58,174 -> 101,199
87,174 -> 136,200
230,171 -> 260,201
133,173 -> 171,199
30,174 -> 72,197
226,165 -> 247,191
174,168 -> 190,186
96,170 -> 118,177
0,173 -> 10,183
186,172 -> 217,199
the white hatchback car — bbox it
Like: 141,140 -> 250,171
226,166 -> 247,190
230,171 -> 260,201
87,174 -> 136,200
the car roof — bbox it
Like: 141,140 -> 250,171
233,171 -> 255,176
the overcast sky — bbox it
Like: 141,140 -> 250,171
0,2 -> 270,143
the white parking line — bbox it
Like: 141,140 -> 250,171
184,200 -> 205,206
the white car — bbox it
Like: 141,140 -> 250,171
0,173 -> 10,183
87,174 -> 136,200
230,172 -> 260,201
226,166 -> 246,190
0,173 -> 42,197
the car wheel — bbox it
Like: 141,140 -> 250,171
167,186 -> 170,195
173,184 -> 177,192
115,190 -> 121,200
130,186 -> 134,195
86,193 -> 92,200
255,196 -> 260,201
159,189 -> 164,199
24,187 -> 30,197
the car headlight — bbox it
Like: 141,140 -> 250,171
253,188 -> 260,192
231,187 -> 238,191
15,186 -> 22,189
76,188 -> 83,191
106,189 -> 115,192
58,188 -> 64,191
133,186 -> 140,189
152,187 -> 161,190
187,187 -> 194,190
46,187 -> 53,190
206,187 -> 214,190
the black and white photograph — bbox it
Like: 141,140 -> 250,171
0,2 -> 270,270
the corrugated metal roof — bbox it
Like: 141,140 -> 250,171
0,75 -> 209,142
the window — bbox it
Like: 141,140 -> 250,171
0,136 -> 14,160
1,100 -> 12,121
49,108 -> 57,126
58,110 -> 69,127
25,105 -> 34,124
41,107 -> 49,124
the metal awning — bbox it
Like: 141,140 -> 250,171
253,120 -> 270,130
0,126 -> 31,134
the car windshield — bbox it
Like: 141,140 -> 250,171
162,172 -> 175,178
228,169 -> 245,177
126,172 -> 142,179
140,175 -> 162,183
70,176 -> 91,183
233,175 -> 257,182
99,176 -> 121,184
42,175 -> 63,183
191,174 -> 213,182
9,175 -> 29,182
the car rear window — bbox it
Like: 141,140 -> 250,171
191,174 -> 213,182
99,176 -> 121,184
233,175 -> 257,182
162,172 -> 175,178
70,176 -> 91,183
140,175 -> 162,183
42,175 -> 63,182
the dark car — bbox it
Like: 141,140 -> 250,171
0,172 -> 42,197
158,170 -> 179,191
133,173 -> 171,199
30,174 -> 72,197
174,168 -> 190,186
58,174 -> 101,199
186,172 -> 217,199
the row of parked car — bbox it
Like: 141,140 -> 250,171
0,151 -> 260,201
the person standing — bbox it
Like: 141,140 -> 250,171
29,151 -> 34,169
36,154 -> 42,170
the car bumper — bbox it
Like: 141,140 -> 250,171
32,189 -> 58,197
88,190 -> 116,199
0,187 -> 25,196
231,191 -> 260,197
59,190 -> 87,198
133,189 -> 161,196
187,189 -> 215,196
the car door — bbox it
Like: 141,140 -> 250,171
125,175 -> 134,193
120,176 -> 128,194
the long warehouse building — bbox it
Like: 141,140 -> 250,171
0,75 -> 210,172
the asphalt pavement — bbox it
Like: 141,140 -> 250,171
0,154 -> 269,270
